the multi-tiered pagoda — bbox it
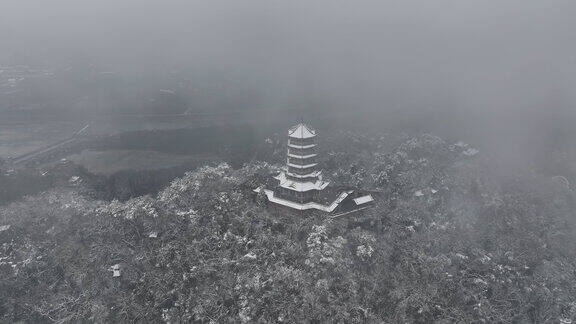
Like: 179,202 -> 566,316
275,123 -> 327,203
256,123 -> 375,214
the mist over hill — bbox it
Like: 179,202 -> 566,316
1,1 -> 576,323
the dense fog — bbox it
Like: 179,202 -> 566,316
3,1 -> 576,162
2,1 -> 576,322
3,2 -> 575,108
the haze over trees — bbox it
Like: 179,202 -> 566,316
2,134 -> 575,323
2,1 -> 576,323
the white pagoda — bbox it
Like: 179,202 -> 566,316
256,123 -> 374,213
276,123 -> 327,203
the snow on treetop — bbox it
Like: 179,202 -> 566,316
288,123 -> 316,139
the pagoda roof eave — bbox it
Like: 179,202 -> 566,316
287,162 -> 317,169
258,188 -> 351,212
286,170 -> 321,178
288,143 -> 316,149
288,123 -> 316,139
288,153 -> 317,159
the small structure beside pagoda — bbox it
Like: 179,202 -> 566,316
255,123 -> 375,215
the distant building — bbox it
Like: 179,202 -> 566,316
255,123 -> 375,215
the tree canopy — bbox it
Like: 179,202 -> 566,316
1,135 -> 576,323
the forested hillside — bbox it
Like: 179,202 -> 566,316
1,136 -> 576,323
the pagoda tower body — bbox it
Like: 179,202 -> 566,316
274,123 -> 328,203
256,122 -> 375,214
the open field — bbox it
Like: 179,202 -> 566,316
68,149 -> 218,175
0,122 -> 77,159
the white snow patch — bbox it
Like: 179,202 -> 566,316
110,264 -> 121,277
176,209 -> 197,217
480,255 -> 491,264
463,148 -> 480,157
244,252 -> 257,260
455,253 -> 468,260
353,195 -> 374,205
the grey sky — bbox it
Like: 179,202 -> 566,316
2,0 -> 576,151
